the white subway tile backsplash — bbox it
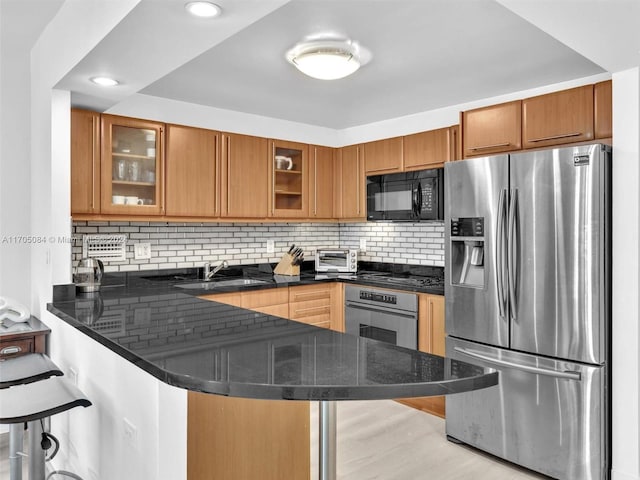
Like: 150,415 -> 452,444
71,220 -> 444,271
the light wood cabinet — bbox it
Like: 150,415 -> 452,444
165,125 -> 219,217
403,126 -> 457,170
270,139 -> 309,218
199,291 -> 243,307
188,392 -> 310,480
309,145 -> 336,218
200,288 -> 289,317
221,132 -> 269,218
522,84 -> 594,149
71,109 -> 101,215
398,293 -> 445,418
363,136 -> 403,174
462,100 -> 522,158
595,80 -> 612,139
336,145 -> 366,219
243,288 -> 290,317
100,114 -> 165,215
289,283 -> 344,331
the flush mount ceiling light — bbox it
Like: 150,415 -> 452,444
90,76 -> 119,87
185,1 -> 222,18
286,39 -> 371,80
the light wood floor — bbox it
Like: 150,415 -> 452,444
310,400 -> 550,480
1,401 -> 549,479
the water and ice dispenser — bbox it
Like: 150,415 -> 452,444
450,217 -> 485,288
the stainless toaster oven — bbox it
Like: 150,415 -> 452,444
315,248 -> 358,273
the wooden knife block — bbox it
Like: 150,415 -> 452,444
273,253 -> 300,276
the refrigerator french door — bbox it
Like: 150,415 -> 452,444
444,144 -> 611,480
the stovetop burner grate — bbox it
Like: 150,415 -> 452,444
357,272 -> 444,288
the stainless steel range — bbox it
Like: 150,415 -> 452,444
344,285 -> 418,349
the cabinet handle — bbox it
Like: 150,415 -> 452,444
292,305 -> 330,317
528,132 -> 582,143
469,142 -> 511,151
159,127 -> 165,214
356,146 -> 361,215
91,115 -> 96,211
272,142 -> 276,215
1,346 -> 22,355
227,135 -> 231,215
214,134 -> 219,216
428,300 -> 434,352
292,291 -> 330,301
314,147 -> 318,216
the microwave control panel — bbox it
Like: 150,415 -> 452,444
421,182 -> 434,212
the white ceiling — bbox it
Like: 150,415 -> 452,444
11,0 -> 640,130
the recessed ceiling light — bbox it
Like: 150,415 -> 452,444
90,76 -> 119,87
185,1 -> 222,18
286,39 -> 371,80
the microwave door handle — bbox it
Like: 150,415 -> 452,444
412,182 -> 421,218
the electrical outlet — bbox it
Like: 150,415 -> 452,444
134,242 -> 151,260
266,239 -> 275,254
123,418 -> 138,447
359,238 -> 367,252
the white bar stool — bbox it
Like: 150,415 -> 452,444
0,353 -> 91,480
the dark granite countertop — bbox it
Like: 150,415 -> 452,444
48,292 -> 495,400
53,261 -> 444,299
47,262 -> 496,401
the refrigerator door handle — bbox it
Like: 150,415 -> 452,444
453,347 -> 582,381
507,189 -> 518,320
495,189 -> 507,318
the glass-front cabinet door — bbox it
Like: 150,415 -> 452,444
101,115 -> 164,215
270,140 -> 308,218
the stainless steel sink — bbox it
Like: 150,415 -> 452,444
175,278 -> 269,290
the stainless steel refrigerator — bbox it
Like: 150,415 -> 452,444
444,143 -> 611,480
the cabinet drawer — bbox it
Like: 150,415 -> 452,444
290,303 -> 331,319
0,338 -> 34,359
289,285 -> 331,304
522,85 -> 594,148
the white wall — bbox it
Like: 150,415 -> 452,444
611,68 -> 640,480
0,2 -> 33,303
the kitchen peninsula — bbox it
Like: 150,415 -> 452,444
47,273 -> 497,480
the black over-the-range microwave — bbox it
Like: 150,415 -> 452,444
366,168 -> 444,221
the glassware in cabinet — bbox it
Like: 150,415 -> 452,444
101,115 -> 164,215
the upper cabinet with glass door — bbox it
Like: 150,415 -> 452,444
101,115 -> 164,215
270,140 -> 309,218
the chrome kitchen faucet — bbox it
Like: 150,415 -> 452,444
204,260 -> 229,280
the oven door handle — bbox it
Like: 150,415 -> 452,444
345,302 -> 417,319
